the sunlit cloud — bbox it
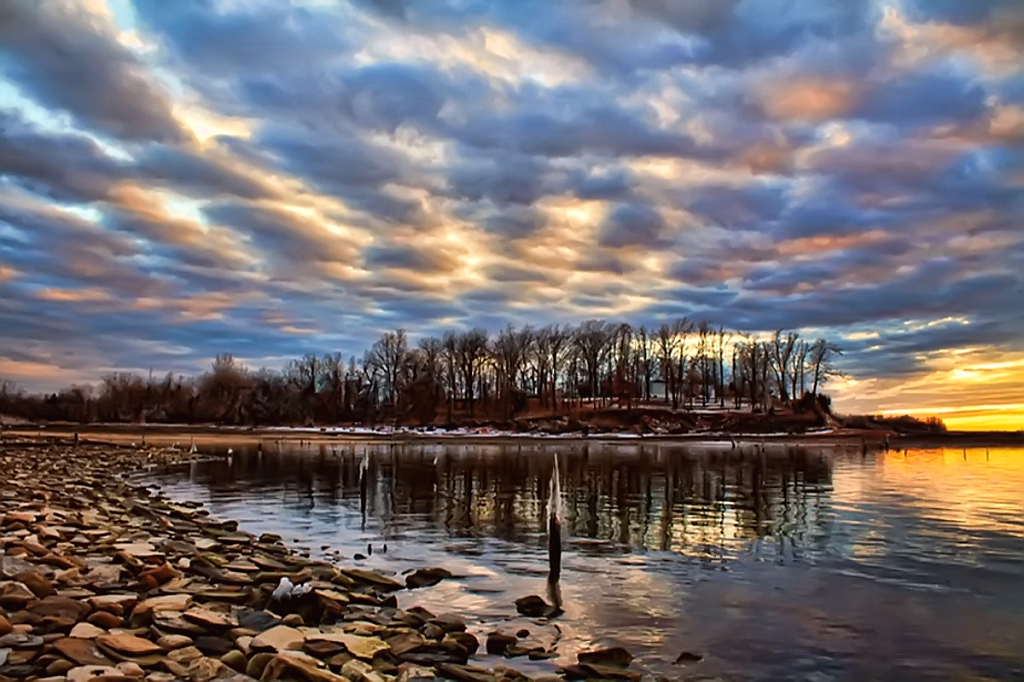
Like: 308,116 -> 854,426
0,0 -> 1020,429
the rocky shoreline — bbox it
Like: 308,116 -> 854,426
0,438 -> 644,682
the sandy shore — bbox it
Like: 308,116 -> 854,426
0,436 -> 614,682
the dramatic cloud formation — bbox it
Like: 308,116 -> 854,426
1,0 -> 1021,428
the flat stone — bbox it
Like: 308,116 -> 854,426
70,623 -> 107,639
88,594 -> 139,614
97,633 -> 165,657
113,544 -> 164,561
27,595 -> 92,621
46,657 -> 77,675
156,634 -> 193,650
251,625 -> 304,652
184,608 -> 239,630
434,663 -> 497,682
263,653 -> 349,682
338,569 -> 404,592
0,614 -> 11,635
117,662 -> 146,678
54,637 -> 115,666
306,631 -> 388,660
0,581 -> 36,609
89,611 -> 124,629
194,636 -> 235,657
486,633 -> 516,656
135,593 -> 191,616
245,652 -> 275,679
405,568 -> 452,590
167,646 -> 204,665
577,646 -> 634,668
219,650 -> 247,673
0,633 -> 44,648
342,659 -> 389,682
66,665 -> 132,682
14,570 -> 56,598
513,595 -> 550,618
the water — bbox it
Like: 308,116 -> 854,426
144,441 -> 1024,681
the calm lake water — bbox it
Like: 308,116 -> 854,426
144,441 -> 1024,681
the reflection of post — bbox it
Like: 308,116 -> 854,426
359,451 -> 369,528
547,453 -> 563,614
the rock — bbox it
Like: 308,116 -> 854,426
396,663 -> 436,682
45,657 -> 76,675
250,626 -> 303,653
156,634 -> 192,650
447,633 -> 478,657
236,610 -> 279,633
117,662 -> 146,678
97,633 -> 165,657
281,614 -> 304,627
70,623 -> 107,639
67,664 -> 131,682
133,594 -> 192,620
54,637 -> 115,666
0,581 -> 36,609
422,623 -> 445,640
0,614 -> 11,635
245,652 -> 275,678
673,651 -> 703,664
429,613 -> 466,633
515,630 -> 529,639
13,570 -> 56,598
147,673 -> 177,682
186,656 -> 230,682
0,648 -> 8,667
27,595 -> 91,622
405,568 -> 452,590
435,663 -> 497,682
577,646 -> 634,668
167,646 -> 203,664
307,631 -> 389,660
88,611 -> 123,629
341,659 -> 389,682
262,652 -> 349,682
338,569 -> 404,592
195,636 -> 236,657
88,594 -> 138,615
184,608 -> 239,630
219,650 -> 248,673
486,633 -> 516,656
0,633 -> 44,648
513,595 -> 550,618
139,564 -> 176,589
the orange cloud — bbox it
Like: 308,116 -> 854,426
758,78 -> 859,122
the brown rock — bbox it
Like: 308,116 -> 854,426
0,613 -> 11,635
156,634 -> 193,650
250,625 -> 303,653
245,652 -> 276,679
27,595 -> 91,622
435,663 -> 498,682
262,653 -> 350,682
67,664 -> 132,682
117,661 -> 146,678
577,646 -> 634,668
88,611 -> 123,629
97,633 -> 165,657
187,656 -> 230,682
405,568 -> 452,590
0,581 -> 36,609
219,650 -> 247,673
54,636 -> 116,666
183,608 -> 239,630
168,646 -> 205,665
69,623 -> 106,639
14,569 -> 57,598
88,594 -> 138,615
45,657 -> 77,676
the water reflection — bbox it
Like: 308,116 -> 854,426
151,442 -> 1024,682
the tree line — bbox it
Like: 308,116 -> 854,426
0,320 -> 842,426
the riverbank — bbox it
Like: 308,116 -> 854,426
0,437 -> 615,682
1,423 -> 900,450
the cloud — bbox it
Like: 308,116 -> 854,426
0,0 -> 1019,425
0,0 -> 185,142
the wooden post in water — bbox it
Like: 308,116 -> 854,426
547,453 -> 563,614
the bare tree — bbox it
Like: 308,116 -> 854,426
809,338 -> 842,396
457,328 -> 489,418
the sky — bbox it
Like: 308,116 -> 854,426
0,0 -> 1021,430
